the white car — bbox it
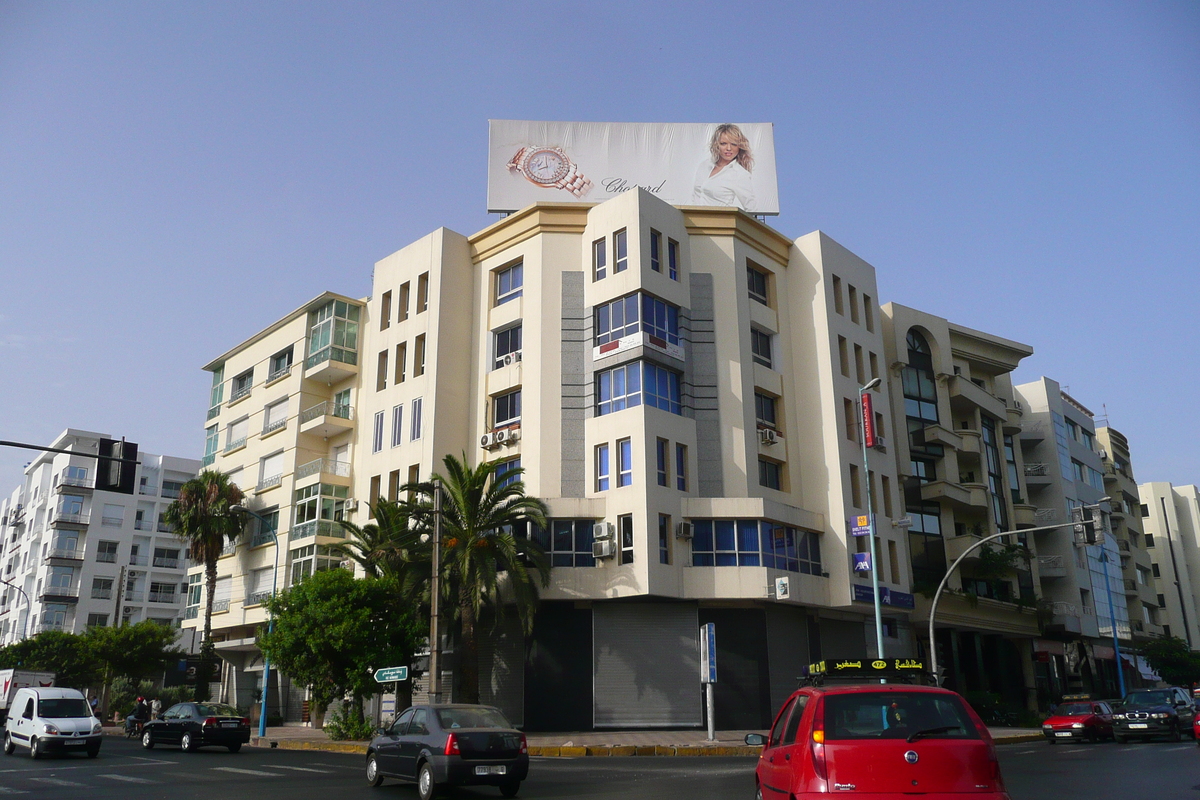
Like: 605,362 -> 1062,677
3,687 -> 102,759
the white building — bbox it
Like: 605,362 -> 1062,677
1138,481 -> 1200,650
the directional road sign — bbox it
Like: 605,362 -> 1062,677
373,666 -> 409,683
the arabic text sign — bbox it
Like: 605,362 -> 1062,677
373,666 -> 408,683
850,515 -> 873,537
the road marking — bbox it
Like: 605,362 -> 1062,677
269,766 -> 333,773
312,762 -> 358,769
0,789 -> 30,795
211,767 -> 283,777
97,774 -> 156,784
27,778 -> 86,787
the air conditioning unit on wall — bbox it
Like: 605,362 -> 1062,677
758,428 -> 778,445
872,435 -> 887,452
494,429 -> 511,444
676,521 -> 694,540
592,539 -> 617,559
480,432 -> 499,449
593,522 -> 614,540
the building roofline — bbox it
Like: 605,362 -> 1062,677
202,290 -> 365,371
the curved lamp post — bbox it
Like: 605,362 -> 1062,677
230,505 -> 278,737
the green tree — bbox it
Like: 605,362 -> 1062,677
1139,636 -> 1200,689
259,569 -> 424,729
332,498 -> 421,578
406,454 -> 550,704
85,621 -> 183,716
0,630 -> 101,688
161,470 -> 245,701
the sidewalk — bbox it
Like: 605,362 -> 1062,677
247,724 -> 1044,756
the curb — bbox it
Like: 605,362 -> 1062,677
240,738 -> 761,757
993,733 -> 1046,745
251,737 -> 368,754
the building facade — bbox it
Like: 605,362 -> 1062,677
0,429 -> 199,646
1138,481 -> 1200,651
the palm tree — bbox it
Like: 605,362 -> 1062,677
332,498 -> 422,578
406,454 -> 550,704
162,470 -> 245,701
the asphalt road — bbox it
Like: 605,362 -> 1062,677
1,734 -> 1196,799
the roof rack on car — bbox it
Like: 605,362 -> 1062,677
797,658 -> 934,687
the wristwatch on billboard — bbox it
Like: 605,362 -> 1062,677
507,146 -> 593,198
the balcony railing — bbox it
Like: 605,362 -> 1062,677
55,472 -> 95,490
42,585 -> 80,599
52,511 -> 90,526
153,556 -> 180,569
91,588 -> 114,600
157,521 -> 175,533
161,486 -> 182,500
148,591 -> 178,604
305,346 -> 357,371
134,518 -> 154,531
290,519 -> 346,541
36,620 -> 69,634
1082,605 -> 1096,616
256,474 -> 283,492
139,484 -> 158,496
296,459 -> 351,480
1023,463 -> 1049,477
251,530 -> 276,547
229,384 -> 252,403
224,437 -> 247,453
1034,508 -> 1059,522
101,516 -> 124,527
46,548 -> 83,561
124,590 -> 145,602
246,591 -> 272,606
212,599 -> 230,612
129,554 -> 148,566
183,606 -> 199,620
96,551 -> 117,563
267,364 -> 294,383
202,453 -> 216,467
1049,601 -> 1078,616
300,402 -> 354,424
263,418 -> 287,435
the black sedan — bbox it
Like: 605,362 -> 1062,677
1112,687 -> 1197,742
140,702 -> 251,752
366,704 -> 528,799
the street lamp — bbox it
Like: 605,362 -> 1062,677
1091,497 -> 1126,699
230,505 -> 278,738
0,577 -> 30,641
858,377 -> 885,663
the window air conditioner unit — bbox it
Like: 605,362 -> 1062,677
872,435 -> 887,452
593,522 -> 614,540
676,521 -> 694,540
507,427 -> 521,442
480,432 -> 499,449
502,353 -> 515,367
514,351 -> 523,362
592,539 -> 617,559
494,429 -> 511,444
758,428 -> 778,445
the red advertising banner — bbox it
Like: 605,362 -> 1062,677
861,392 -> 875,448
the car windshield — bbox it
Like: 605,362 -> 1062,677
195,704 -> 240,718
1125,691 -> 1173,706
435,707 -> 512,730
38,698 -> 92,718
824,692 -> 980,741
1058,703 -> 1093,716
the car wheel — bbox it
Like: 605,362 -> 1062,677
1113,734 -> 1126,743
499,779 -> 520,798
181,732 -> 196,752
3,732 -> 14,755
1171,725 -> 1183,743
87,745 -> 100,759
29,737 -> 41,760
755,787 -> 764,800
142,730 -> 155,749
417,761 -> 437,800
365,753 -> 384,787
1046,737 -> 1056,745
227,744 -> 241,753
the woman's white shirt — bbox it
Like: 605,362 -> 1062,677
692,159 -> 755,210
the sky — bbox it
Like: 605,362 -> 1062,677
1,0 -> 1197,493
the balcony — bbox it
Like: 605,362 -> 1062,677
266,363 -> 294,384
1034,508 -> 1060,524
202,453 -> 216,467
944,533 -> 987,565
295,459 -> 351,487
212,599 -> 230,612
300,402 -> 355,438
101,516 -> 124,527
251,530 -> 277,547
157,521 -> 175,533
41,584 -> 80,601
54,472 -> 94,491
290,519 -> 346,541
946,375 -> 1008,419
921,424 -> 963,450
304,346 -> 359,385
1013,504 -> 1038,528
124,589 -> 146,602
183,606 -> 199,620
920,479 -> 987,511
45,548 -> 84,563
1124,578 -> 1138,595
134,518 -> 154,531
129,554 -> 149,566
139,484 -> 158,496
228,384 -> 252,405
224,437 -> 247,453
148,591 -> 178,604
256,474 -> 283,493
1046,601 -> 1082,634
1020,421 -> 1048,443
153,556 -> 180,569
35,620 -> 70,634
1117,538 -> 1131,553
91,587 -> 113,600
246,591 -> 272,606
6,505 -> 25,526
96,551 -> 117,564
1037,555 -> 1067,578
1003,403 -> 1023,434
51,510 -> 90,528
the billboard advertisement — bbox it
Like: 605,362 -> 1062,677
488,120 -> 779,215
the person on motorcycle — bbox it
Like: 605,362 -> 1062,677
127,696 -> 150,736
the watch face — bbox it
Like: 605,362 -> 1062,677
524,148 -> 569,185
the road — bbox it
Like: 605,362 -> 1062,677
1,734 -> 1196,799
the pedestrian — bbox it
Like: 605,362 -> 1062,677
151,697 -> 162,720
89,694 -> 99,716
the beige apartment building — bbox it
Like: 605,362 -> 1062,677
1138,481 -> 1200,651
188,189 -> 917,731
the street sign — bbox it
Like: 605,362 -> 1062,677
852,552 -> 872,573
373,666 -> 409,683
850,515 -> 872,537
699,623 -> 717,684
775,576 -> 790,600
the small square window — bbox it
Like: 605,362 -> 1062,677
592,238 -> 607,281
747,264 -> 769,305
650,229 -> 662,272
759,459 -> 783,491
613,230 -> 628,273
496,262 -> 523,305
596,444 -> 610,492
494,389 -> 522,427
667,239 -> 679,281
751,328 -> 773,368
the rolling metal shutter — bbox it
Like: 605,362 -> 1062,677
593,602 -> 701,728
479,612 -> 525,727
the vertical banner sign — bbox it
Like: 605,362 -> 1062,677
861,392 -> 876,449
699,623 -> 717,684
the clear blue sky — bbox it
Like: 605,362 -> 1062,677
1,1 -> 1197,492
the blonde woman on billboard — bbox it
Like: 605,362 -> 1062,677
692,123 -> 756,210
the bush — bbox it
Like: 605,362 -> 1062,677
323,702 -> 376,741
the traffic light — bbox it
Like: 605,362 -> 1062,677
1071,506 -> 1096,545
1090,506 -> 1110,544
96,438 -> 138,494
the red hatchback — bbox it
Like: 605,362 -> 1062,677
1040,700 -> 1113,743
747,682 -> 1009,799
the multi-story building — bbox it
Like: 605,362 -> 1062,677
0,429 -> 199,645
879,303 -> 1041,710
1015,379 -> 1132,699
190,189 -> 919,731
1137,481 -> 1200,651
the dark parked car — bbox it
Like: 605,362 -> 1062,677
366,704 -> 528,799
1111,687 -> 1197,742
140,702 -> 251,752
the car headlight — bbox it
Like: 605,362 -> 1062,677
92,721 -> 103,734
1042,724 -> 1053,729
1152,713 -> 1170,719
1071,723 -> 1084,729
42,723 -> 60,735
1112,714 -> 1126,720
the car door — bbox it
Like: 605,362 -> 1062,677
758,694 -> 800,800
159,704 -> 185,744
1094,703 -> 1112,736
1176,690 -> 1196,728
375,708 -> 413,775
398,708 -> 431,779
10,696 -> 35,746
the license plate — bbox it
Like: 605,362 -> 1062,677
65,740 -> 87,746
1054,732 -> 1073,737
221,721 -> 239,727
475,765 -> 507,776
1129,723 -> 1149,729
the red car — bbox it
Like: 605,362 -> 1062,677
746,675 -> 1009,799
1193,713 -> 1200,743
1040,700 -> 1114,743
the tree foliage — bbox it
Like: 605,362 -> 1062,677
85,621 -> 183,685
0,630 -> 102,688
259,569 -> 424,721
1138,636 -> 1200,689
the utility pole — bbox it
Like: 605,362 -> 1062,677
428,485 -> 443,705
858,378 -> 885,666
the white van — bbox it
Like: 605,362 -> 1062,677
3,687 -> 102,759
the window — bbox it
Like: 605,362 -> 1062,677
849,463 -> 862,507
854,344 -> 865,385
410,398 -> 423,441
391,404 -> 404,447
414,334 -> 426,377
619,514 -> 634,564
650,229 -> 662,272
373,411 -> 384,453
289,544 -> 341,585
398,282 -> 410,322
97,541 -> 118,563
91,577 -> 113,600
592,238 -> 607,281
86,613 -> 109,628
231,369 -> 253,402
751,328 -> 773,368
617,439 -> 633,487
596,444 -> 610,491
494,389 -> 522,426
759,459 -> 782,491
204,425 -> 219,461
208,366 -> 224,417
377,350 -> 389,391
494,325 -> 522,369
844,398 -> 857,442
863,294 -> 874,332
659,514 -> 671,564
882,475 -> 894,517
596,361 -> 682,416
496,262 -> 523,305
613,229 -> 628,273
594,293 -> 680,347
306,300 -> 360,369
258,452 -> 284,490
869,352 -> 879,381
495,458 -> 522,489
380,290 -> 391,330
832,275 -> 843,315
656,438 -> 669,487
668,239 -> 679,281
395,342 -> 407,383
530,520 -> 595,567
369,476 -> 381,515
263,399 -> 287,434
268,347 -> 293,382
417,272 -> 429,313
848,285 -> 859,323
756,392 -> 778,429
838,336 -> 849,377
747,264 -> 769,305
676,444 -> 688,491
691,520 -> 822,574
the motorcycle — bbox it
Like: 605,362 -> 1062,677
124,715 -> 145,738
